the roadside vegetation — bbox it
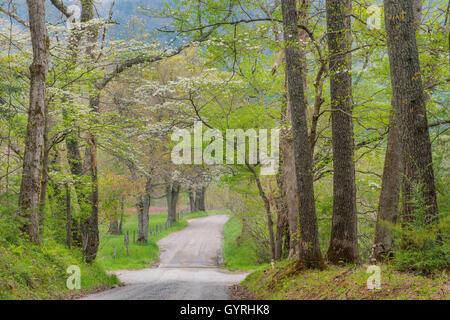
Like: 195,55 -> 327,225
241,261 -> 449,300
223,217 -> 269,271
0,216 -> 118,300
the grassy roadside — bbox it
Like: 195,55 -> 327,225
0,216 -> 119,299
97,210 -> 221,270
222,216 -> 269,271
241,261 -> 449,300
221,217 -> 449,300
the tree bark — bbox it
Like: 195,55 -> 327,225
118,197 -> 124,234
166,181 -> 180,223
281,0 -> 325,269
137,177 -> 151,243
384,0 -> 438,223
372,112 -> 401,261
326,0 -> 359,264
109,218 -> 120,235
65,182 -> 72,248
280,94 -> 300,257
38,105 -> 50,237
188,186 -> 196,212
195,186 -> 206,211
18,0 -> 49,244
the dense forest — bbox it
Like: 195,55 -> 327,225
0,0 -> 448,300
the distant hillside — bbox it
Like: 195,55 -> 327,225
5,0 -> 171,41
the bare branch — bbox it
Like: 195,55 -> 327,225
0,6 -> 29,27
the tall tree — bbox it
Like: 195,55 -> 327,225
372,112 -> 401,261
18,0 -> 49,243
384,0 -> 438,223
281,0 -> 324,269
372,0 -> 423,261
137,177 -> 151,243
326,0 -> 359,264
166,180 -> 180,223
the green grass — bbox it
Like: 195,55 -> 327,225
223,216 -> 269,270
97,210 -> 222,270
0,216 -> 119,300
241,261 -> 449,300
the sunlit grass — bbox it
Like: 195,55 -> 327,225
97,210 -> 223,270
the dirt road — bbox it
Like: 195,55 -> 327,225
83,215 -> 249,300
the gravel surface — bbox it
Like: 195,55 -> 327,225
83,215 -> 249,300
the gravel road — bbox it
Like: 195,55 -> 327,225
83,215 -> 249,300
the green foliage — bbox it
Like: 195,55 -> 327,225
392,182 -> 449,275
0,216 -> 118,300
223,216 -> 269,270
242,263 -> 449,300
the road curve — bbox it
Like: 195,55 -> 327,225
83,215 -> 249,300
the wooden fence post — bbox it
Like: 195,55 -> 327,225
124,232 -> 130,257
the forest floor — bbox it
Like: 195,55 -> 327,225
232,261 -> 449,300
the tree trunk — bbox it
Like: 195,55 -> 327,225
18,0 -> 49,244
38,105 -> 50,237
275,211 -> 289,261
275,161 -> 289,260
280,93 -> 300,257
188,186 -> 196,212
118,197 -> 124,234
195,186 -> 206,211
167,181 -> 180,223
137,177 -> 151,243
281,0 -> 325,269
109,218 -> 120,235
65,182 -> 72,248
384,0 -> 438,223
326,0 -> 359,264
372,112 -> 401,261
83,130 -> 99,262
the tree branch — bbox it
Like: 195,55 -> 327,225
0,6 -> 29,28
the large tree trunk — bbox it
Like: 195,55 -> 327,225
166,181 -> 180,223
372,112 -> 401,261
279,1 -> 313,259
280,94 -> 300,257
326,0 -> 359,264
137,177 -> 151,243
18,0 -> 49,243
281,0 -> 324,269
384,0 -> 438,224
